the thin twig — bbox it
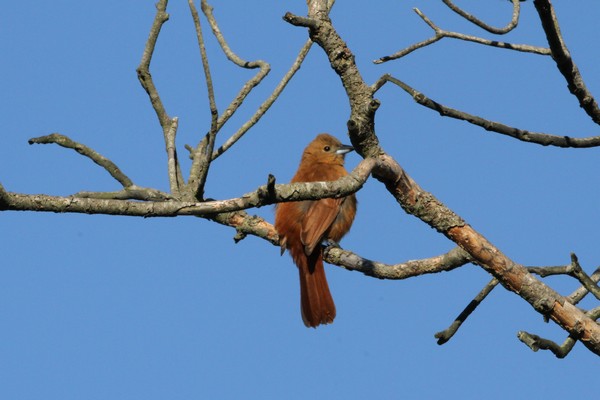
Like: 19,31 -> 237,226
212,39 -> 313,159
534,0 -> 600,125
442,0 -> 520,34
375,75 -> 600,148
435,278 -> 500,345
29,134 -> 134,188
201,0 -> 270,143
374,7 -> 548,64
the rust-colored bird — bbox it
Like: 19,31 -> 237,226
275,133 -> 357,327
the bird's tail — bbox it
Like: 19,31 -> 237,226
296,249 -> 336,327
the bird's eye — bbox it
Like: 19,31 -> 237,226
324,146 -> 331,152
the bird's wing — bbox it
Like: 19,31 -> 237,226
301,197 -> 342,255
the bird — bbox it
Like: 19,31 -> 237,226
274,133 -> 357,327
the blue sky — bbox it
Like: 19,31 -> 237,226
1,1 -> 599,399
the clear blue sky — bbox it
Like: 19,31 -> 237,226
1,1 -> 599,399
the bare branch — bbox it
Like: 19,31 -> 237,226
375,7 -> 549,64
377,75 -> 600,148
187,0 -> 219,200
534,0 -> 600,125
29,134 -> 134,188
442,0 -> 520,34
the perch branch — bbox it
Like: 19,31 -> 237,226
1,157 -> 376,217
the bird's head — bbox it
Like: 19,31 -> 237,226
302,133 -> 354,166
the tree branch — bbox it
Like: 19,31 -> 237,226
375,6 -> 548,64
200,0 -> 271,157
0,157 -> 376,217
212,38 -> 313,159
136,0 -> 173,133
187,0 -> 219,200
534,0 -> 600,125
29,134 -> 134,188
375,75 -> 600,148
435,278 -> 499,345
442,0 -> 520,35
325,245 -> 472,280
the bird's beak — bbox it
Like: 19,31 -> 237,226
336,144 -> 354,155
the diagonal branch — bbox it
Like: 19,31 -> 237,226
435,278 -> 499,345
534,0 -> 600,125
136,0 -> 172,132
375,75 -> 600,148
29,134 -> 134,188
